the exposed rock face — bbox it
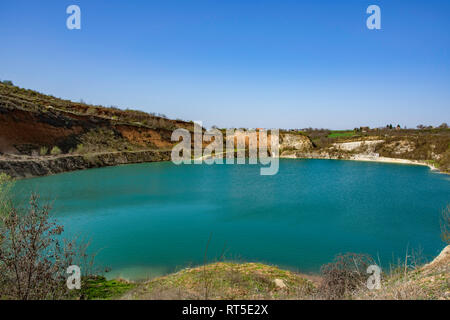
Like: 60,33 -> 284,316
332,140 -> 384,152
226,130 -> 276,149
0,83 -> 194,157
0,150 -> 171,179
0,83 -> 194,178
0,105 -> 177,155
273,278 -> 287,289
279,134 -> 313,155
383,140 -> 416,155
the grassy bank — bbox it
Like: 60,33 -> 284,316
82,245 -> 449,300
121,262 -> 316,300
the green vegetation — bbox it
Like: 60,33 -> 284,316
124,262 -> 315,300
80,277 -> 135,300
327,131 -> 357,138
75,144 -> 86,154
39,146 -> 48,156
289,126 -> 450,173
50,146 -> 62,156
79,128 -> 130,153
374,134 -> 450,172
0,82 -> 193,161
0,82 -> 187,131
1,80 -> 13,86
122,246 -> 449,300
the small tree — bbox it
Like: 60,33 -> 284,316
0,195 -> 79,299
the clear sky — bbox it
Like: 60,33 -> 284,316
1,0 -> 449,129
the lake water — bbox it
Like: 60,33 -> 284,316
13,159 -> 450,280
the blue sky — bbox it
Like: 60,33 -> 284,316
0,0 -> 449,129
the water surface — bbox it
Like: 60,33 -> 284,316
13,159 -> 450,280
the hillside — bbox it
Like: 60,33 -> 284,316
0,82 -> 194,155
0,82 -> 449,177
0,83 -> 194,177
279,129 -> 450,173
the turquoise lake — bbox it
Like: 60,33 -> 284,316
13,159 -> 450,280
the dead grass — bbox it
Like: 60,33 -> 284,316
122,262 -> 316,300
121,246 -> 450,300
354,246 -> 450,300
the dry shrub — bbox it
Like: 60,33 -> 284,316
0,194 -> 91,300
0,173 -> 14,217
441,205 -> 450,244
319,253 -> 375,299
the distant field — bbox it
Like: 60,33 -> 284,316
327,131 -> 356,138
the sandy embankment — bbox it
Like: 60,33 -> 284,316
347,154 -> 439,170
280,138 -> 443,173
335,140 -> 440,171
279,153 -> 438,171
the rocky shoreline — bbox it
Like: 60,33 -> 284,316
0,132 -> 447,179
0,150 -> 171,179
279,152 -> 443,172
1,150 -> 445,180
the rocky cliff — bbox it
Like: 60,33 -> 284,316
0,150 -> 171,179
0,83 -> 192,178
279,133 -> 314,153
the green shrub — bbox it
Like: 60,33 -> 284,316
50,146 -> 62,156
81,276 -> 135,300
75,144 -> 86,154
39,146 -> 48,156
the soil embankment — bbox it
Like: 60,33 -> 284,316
0,150 -> 171,179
